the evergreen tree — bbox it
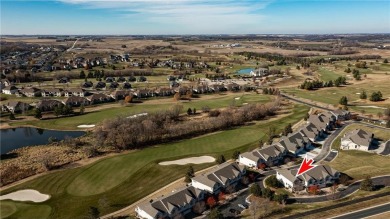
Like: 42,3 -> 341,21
216,155 -> 226,164
360,90 -> 367,99
34,109 -> 42,119
339,96 -> 348,106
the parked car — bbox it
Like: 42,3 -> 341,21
238,204 -> 248,209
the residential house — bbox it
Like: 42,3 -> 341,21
122,82 -> 132,89
225,83 -> 241,91
4,101 -> 30,113
193,85 -> 210,94
307,113 -> 335,132
63,96 -> 90,107
36,99 -> 64,112
278,132 -> 311,156
82,81 -> 94,88
2,85 -> 18,95
64,88 -> 85,97
109,82 -> 119,89
238,144 -> 287,169
341,129 -> 374,151
58,77 -> 69,83
134,89 -> 154,98
20,87 -> 41,97
95,81 -> 106,89
276,165 -> 340,192
250,68 -> 269,77
154,88 -> 174,97
298,123 -> 323,142
191,162 -> 245,194
135,186 -> 205,219
331,109 -> 351,121
111,90 -> 131,100
87,93 -> 112,104
41,88 -> 62,97
0,79 -> 12,90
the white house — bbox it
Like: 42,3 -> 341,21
250,68 -> 269,77
2,85 -> 18,95
331,109 -> 351,121
64,88 -> 85,97
135,186 -> 205,219
191,162 -> 245,194
341,129 -> 374,151
276,165 -> 340,192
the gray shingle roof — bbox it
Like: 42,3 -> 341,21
137,186 -> 203,217
192,162 -> 245,188
278,132 -> 309,152
342,129 -> 373,147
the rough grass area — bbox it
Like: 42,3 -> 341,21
325,123 -> 390,180
9,93 -> 271,130
1,104 -> 309,219
331,123 -> 390,150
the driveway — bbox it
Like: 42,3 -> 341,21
379,141 -> 390,155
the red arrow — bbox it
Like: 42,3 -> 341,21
296,156 -> 316,176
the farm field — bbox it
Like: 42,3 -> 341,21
0,104 -> 309,219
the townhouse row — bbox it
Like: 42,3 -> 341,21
136,162 -> 246,219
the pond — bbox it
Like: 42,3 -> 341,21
236,68 -> 254,75
0,127 -> 85,154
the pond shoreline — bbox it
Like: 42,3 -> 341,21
1,127 -> 86,154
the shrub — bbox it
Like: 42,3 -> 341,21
360,176 -> 373,191
250,183 -> 262,197
261,188 -> 274,200
265,175 -> 283,188
216,155 -> 226,164
206,196 -> 217,208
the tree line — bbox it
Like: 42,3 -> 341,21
94,99 -> 280,150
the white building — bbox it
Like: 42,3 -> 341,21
341,129 -> 374,151
191,162 -> 245,194
276,165 -> 340,192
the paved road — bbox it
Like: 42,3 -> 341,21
330,202 -> 390,219
281,93 -> 389,126
324,151 -> 338,162
281,192 -> 390,219
379,141 -> 390,155
289,175 -> 390,203
313,123 -> 349,163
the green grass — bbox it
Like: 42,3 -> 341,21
281,79 -> 390,114
1,104 -> 309,219
318,68 -> 344,81
10,93 -> 271,130
0,201 -> 51,219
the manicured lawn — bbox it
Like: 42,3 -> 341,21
1,104 -> 309,219
10,93 -> 271,130
318,68 -> 344,81
0,201 -> 52,219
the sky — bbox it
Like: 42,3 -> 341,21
1,0 -> 389,35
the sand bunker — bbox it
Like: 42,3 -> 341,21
77,124 -> 95,128
0,189 -> 50,203
159,156 -> 215,166
127,113 -> 148,119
